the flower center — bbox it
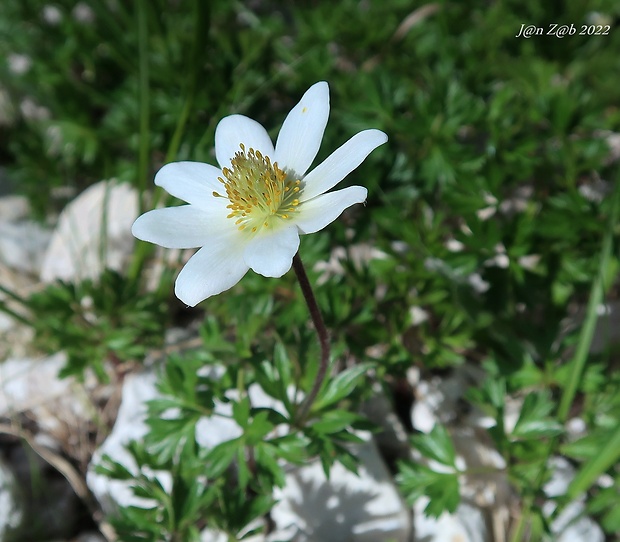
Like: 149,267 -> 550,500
213,144 -> 302,233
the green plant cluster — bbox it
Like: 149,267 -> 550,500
1,0 -> 620,540
24,269 -> 167,380
98,343 -> 374,541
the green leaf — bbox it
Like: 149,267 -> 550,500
411,424 -> 457,468
274,341 -> 292,390
255,443 -> 286,487
237,446 -> 251,490
332,443 -> 360,475
205,438 -> 241,478
94,454 -> 135,480
245,411 -> 275,445
396,461 -> 460,517
592,486 -> 620,534
310,410 -> 364,435
267,434 -> 310,464
145,416 -> 198,464
313,363 -> 373,411
251,407 -> 289,426
512,392 -> 563,439
232,398 -> 251,428
567,420 -> 620,500
560,428 -> 609,460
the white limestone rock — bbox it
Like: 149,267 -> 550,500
40,180 -> 138,283
0,311 -> 14,334
202,524 -> 264,542
413,499 -> 487,542
0,195 -> 51,275
269,436 -> 411,542
0,195 -> 30,222
543,457 -> 604,542
409,364 -> 487,433
87,370 -> 169,512
0,353 -> 95,436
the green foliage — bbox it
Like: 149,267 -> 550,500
511,392 -> 564,440
410,424 -> 458,469
397,463 -> 460,518
96,441 -> 222,542
98,349 -> 372,538
27,269 -> 167,380
312,363 -> 374,411
397,424 -> 461,517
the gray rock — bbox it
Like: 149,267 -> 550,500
543,457 -> 604,542
413,499 -> 488,542
269,436 -> 411,542
0,353 -> 95,437
0,201 -> 51,274
87,370 -> 164,512
40,180 -> 138,283
0,195 -> 30,222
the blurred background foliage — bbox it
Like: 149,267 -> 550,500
1,0 -> 620,539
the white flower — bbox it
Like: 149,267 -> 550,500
132,82 -> 387,306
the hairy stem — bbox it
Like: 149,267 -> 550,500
292,252 -> 330,423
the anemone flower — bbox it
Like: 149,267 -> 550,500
132,81 -> 387,306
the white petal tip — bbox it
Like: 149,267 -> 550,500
365,128 -> 388,145
130,215 -> 148,241
174,287 -> 201,308
311,80 -> 329,93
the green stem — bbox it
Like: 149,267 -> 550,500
567,419 -> 620,499
236,367 -> 245,397
126,0 -> 151,283
513,179 -> 620,540
557,182 -> 619,421
128,0 -> 210,282
0,284 -> 29,305
164,0 -> 209,162
292,253 -> 330,423
136,0 -> 150,214
0,301 -> 31,326
509,496 -> 532,542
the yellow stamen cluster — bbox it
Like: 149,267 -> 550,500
213,144 -> 302,233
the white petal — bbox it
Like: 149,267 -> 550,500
132,206 -> 227,248
300,129 -> 387,201
154,161 -> 224,209
215,114 -> 275,169
294,186 -> 368,235
274,81 -> 330,177
175,234 -> 249,306
243,226 -> 299,278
